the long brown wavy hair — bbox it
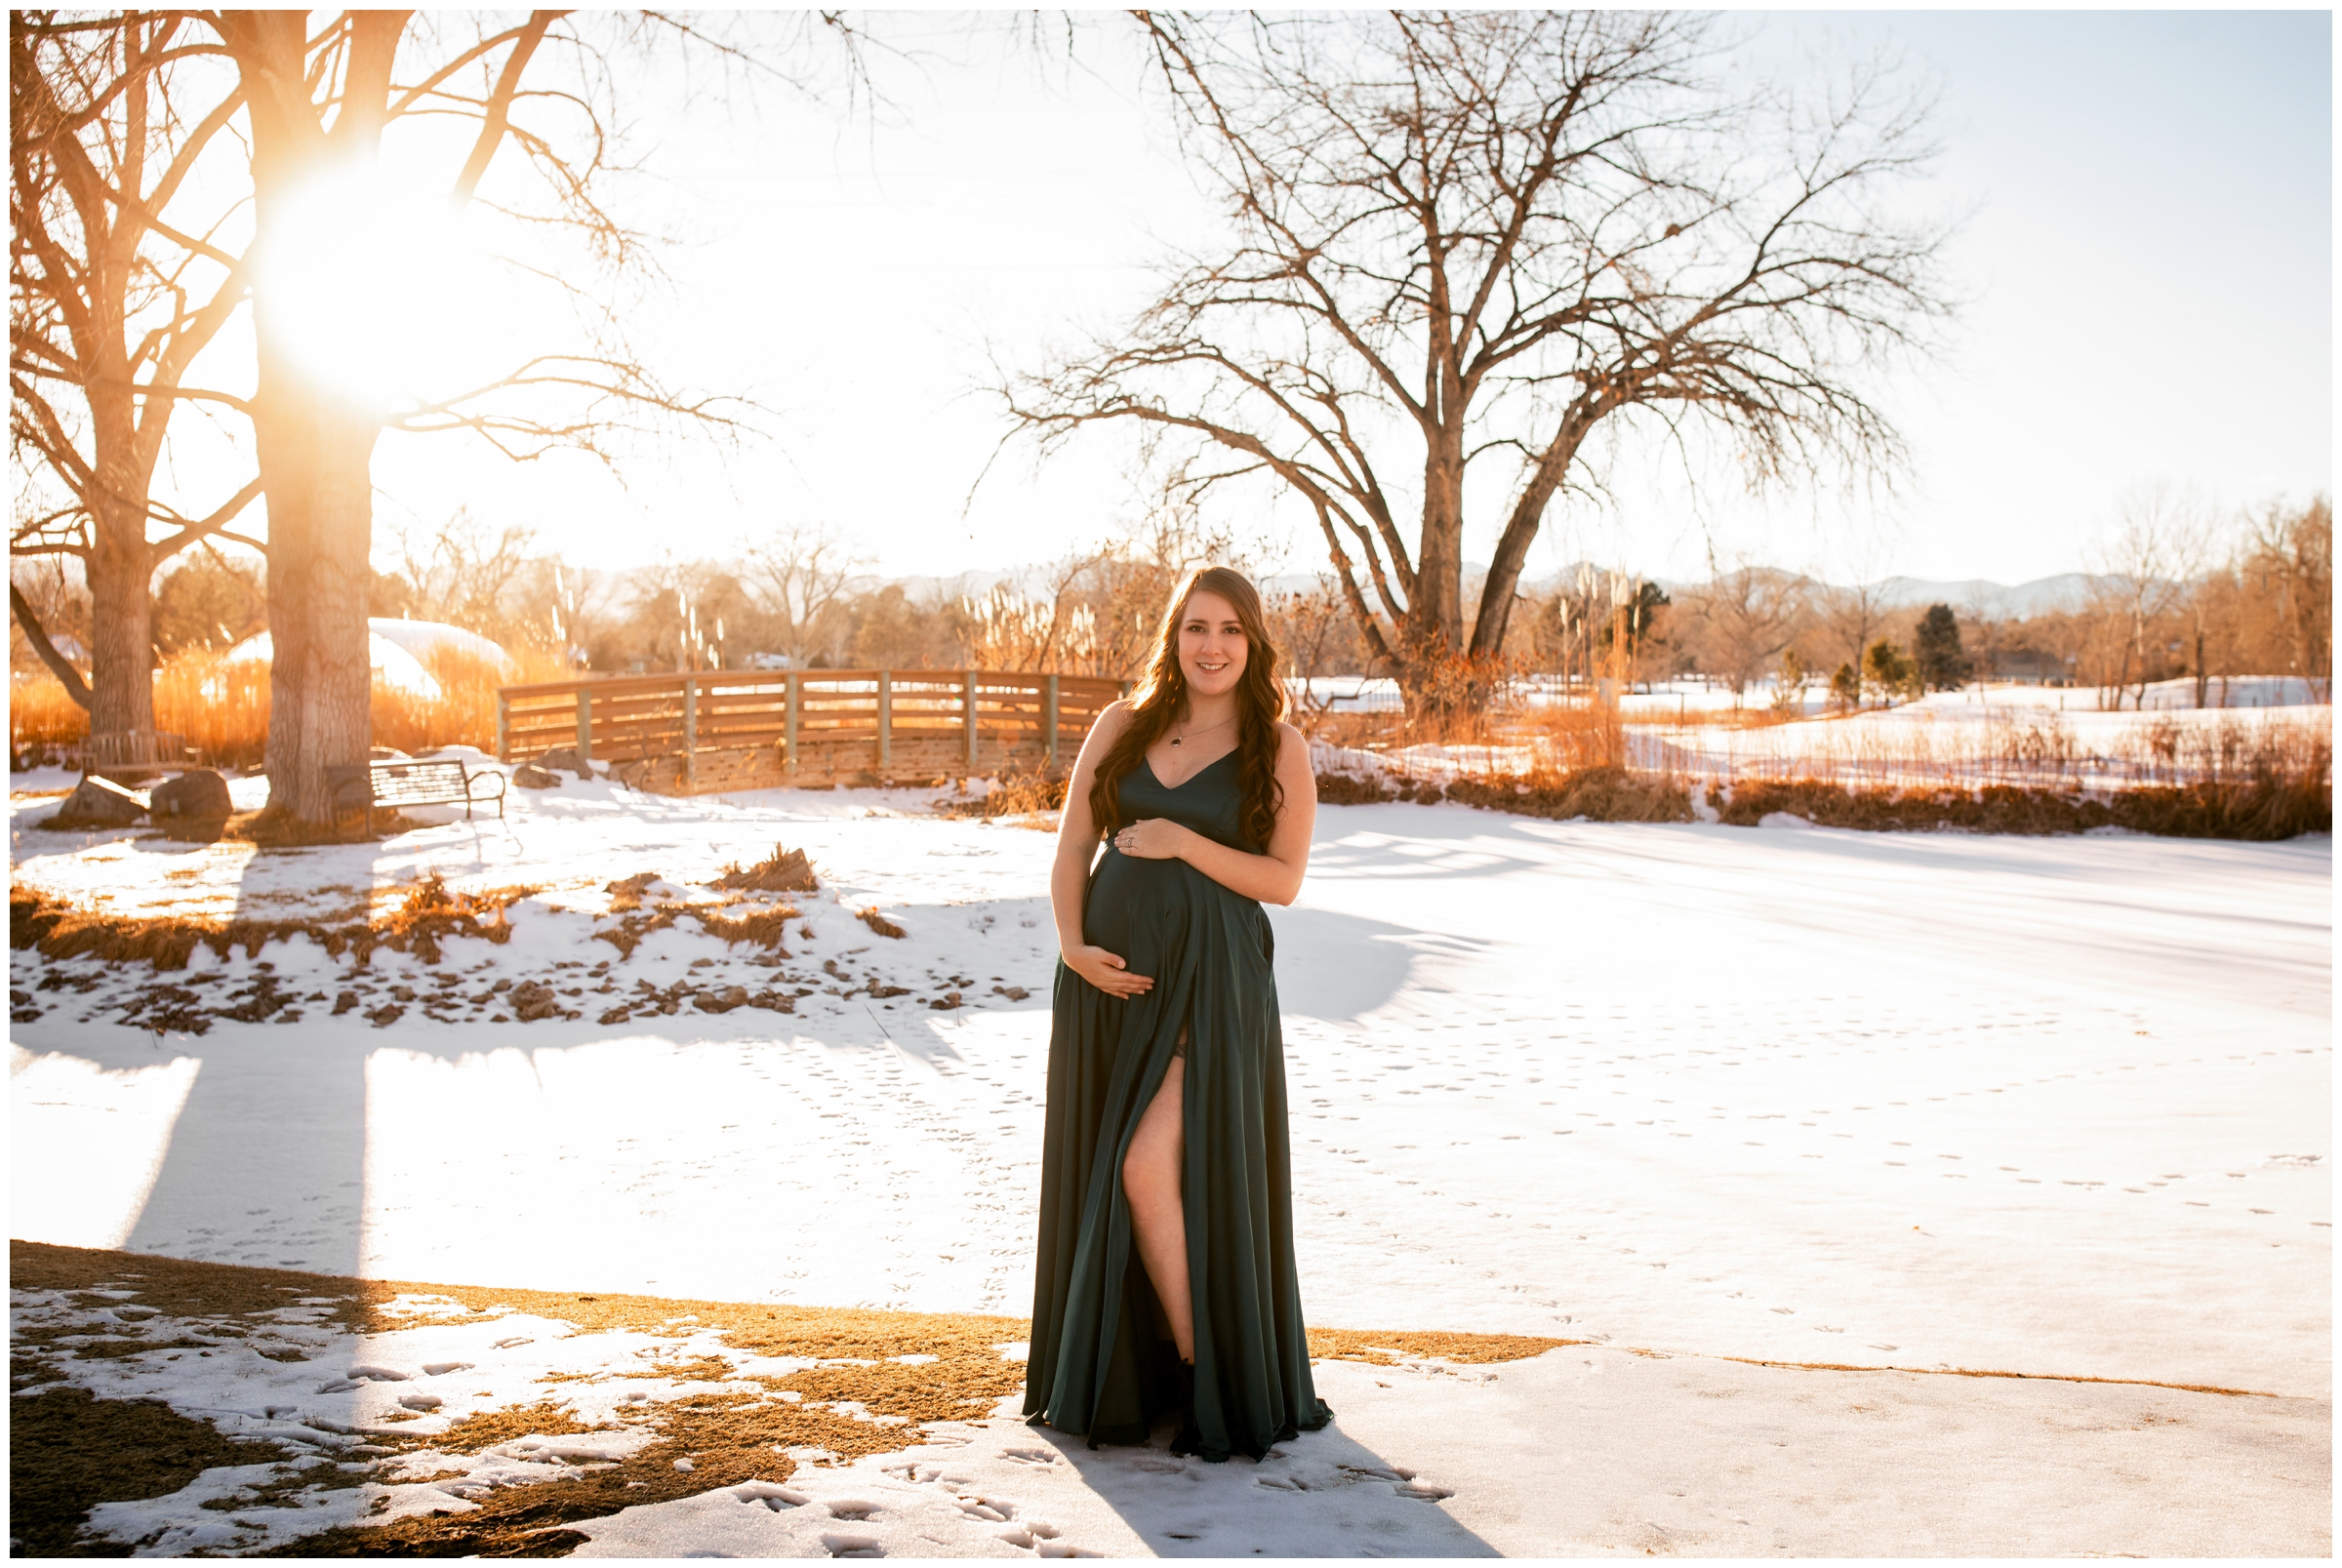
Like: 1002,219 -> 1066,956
1089,566 -> 1290,851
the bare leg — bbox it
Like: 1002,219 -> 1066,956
1122,1052 -> 1193,1362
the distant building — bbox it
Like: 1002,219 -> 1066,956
1988,647 -> 2072,684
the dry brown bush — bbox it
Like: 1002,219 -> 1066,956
1716,775 -> 2331,840
931,770 -> 1069,820
711,845 -> 819,893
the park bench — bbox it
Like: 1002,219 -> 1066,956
327,757 -> 507,837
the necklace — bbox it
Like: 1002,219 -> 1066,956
1169,714 -> 1233,748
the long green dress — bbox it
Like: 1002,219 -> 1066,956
1025,748 -> 1331,1463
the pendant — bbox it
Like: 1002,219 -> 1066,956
1170,738 -> 1182,746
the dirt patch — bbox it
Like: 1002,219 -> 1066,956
855,905 -> 907,939
9,1385 -> 289,1556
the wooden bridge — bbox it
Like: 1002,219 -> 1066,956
494,668 -> 1127,794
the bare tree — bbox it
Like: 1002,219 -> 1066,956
1814,535 -> 1899,698
744,523 -> 867,669
382,507 -> 537,639
1685,551 -> 1805,700
2237,494 -> 2332,701
1269,579 -> 1356,717
1002,12 -> 1954,715
2086,484 -> 2202,709
11,13 -> 262,730
1958,583 -> 2010,685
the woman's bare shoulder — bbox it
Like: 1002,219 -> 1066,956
1079,700 -> 1137,754
1272,720 -> 1311,758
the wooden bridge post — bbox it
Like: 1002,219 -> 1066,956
785,671 -> 800,774
682,675 -> 698,793
494,690 -> 508,763
963,669 -> 980,772
574,689 -> 592,765
1044,673 -> 1060,771
876,671 -> 893,775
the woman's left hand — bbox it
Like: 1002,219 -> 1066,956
1111,818 -> 1190,860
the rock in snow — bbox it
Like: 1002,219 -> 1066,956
48,775 -> 148,826
148,768 -> 232,820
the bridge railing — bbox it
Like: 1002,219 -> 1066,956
494,668 -> 1128,794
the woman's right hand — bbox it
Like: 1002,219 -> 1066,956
1065,944 -> 1153,998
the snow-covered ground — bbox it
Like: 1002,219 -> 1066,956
10,763 -> 2331,1554
1297,672 -> 2328,720
1327,687 -> 2333,792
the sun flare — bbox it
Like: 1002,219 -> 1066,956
251,164 -> 492,411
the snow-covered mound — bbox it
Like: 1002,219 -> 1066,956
222,620 -> 516,702
365,619 -> 517,675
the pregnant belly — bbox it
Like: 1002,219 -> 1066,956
1082,854 -> 1268,978
1082,854 -> 1194,956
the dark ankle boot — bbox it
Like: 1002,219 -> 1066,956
1170,1359 -> 1203,1457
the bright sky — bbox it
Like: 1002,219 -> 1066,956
173,11 -> 2335,589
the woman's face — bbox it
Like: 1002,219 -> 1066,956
1177,589 -> 1248,701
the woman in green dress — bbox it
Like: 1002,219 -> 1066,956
1025,566 -> 1331,1463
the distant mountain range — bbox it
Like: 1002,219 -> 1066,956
865,563 -> 2110,620
1866,574 -> 2107,616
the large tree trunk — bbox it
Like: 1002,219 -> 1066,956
256,382 -> 380,823
225,9 -> 407,825
85,503 -> 157,740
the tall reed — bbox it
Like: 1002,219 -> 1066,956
9,643 -> 573,770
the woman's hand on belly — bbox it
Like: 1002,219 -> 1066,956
1066,943 -> 1153,998
1110,818 -> 1194,860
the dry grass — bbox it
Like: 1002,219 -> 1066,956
1716,776 -> 2332,841
8,875 -> 529,973
8,1385 -> 290,1558
695,904 -> 800,950
931,769 -> 1069,820
1317,764 -> 1692,824
1305,1329 -> 1585,1366
710,845 -> 819,894
856,905 -> 908,939
10,642 -> 574,770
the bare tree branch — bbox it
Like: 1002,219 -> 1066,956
1001,12 -> 1955,712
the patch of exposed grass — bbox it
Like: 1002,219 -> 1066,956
8,874 -> 530,974
8,1385 -> 289,1556
695,905 -> 799,950
855,905 -> 906,939
1306,1328 -> 1587,1366
13,1242 -> 1583,1559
